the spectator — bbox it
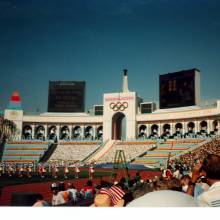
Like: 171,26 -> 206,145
51,183 -> 66,206
187,154 -> 220,207
80,180 -> 96,199
66,182 -> 77,204
180,175 -> 191,193
33,194 -> 49,207
91,185 -> 125,207
173,165 -> 182,179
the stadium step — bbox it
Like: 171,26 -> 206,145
87,139 -> 116,162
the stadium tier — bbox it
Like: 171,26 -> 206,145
1,141 -> 51,163
133,138 -> 209,167
49,141 -> 101,162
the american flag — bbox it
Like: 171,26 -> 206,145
100,185 -> 125,205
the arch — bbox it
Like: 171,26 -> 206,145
73,126 -> 82,139
212,120 -> 218,135
138,125 -> 147,138
112,112 -> 126,140
175,123 -> 183,132
22,125 -> 32,140
162,124 -> 171,138
200,121 -> 207,131
35,125 -> 45,140
187,122 -> 195,133
60,125 -> 70,140
174,123 -> 183,138
97,126 -> 103,140
149,124 -> 158,138
85,126 -> 94,139
48,125 -> 57,140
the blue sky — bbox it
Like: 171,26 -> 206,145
0,0 -> 220,113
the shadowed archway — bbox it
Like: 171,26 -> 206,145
112,112 -> 126,140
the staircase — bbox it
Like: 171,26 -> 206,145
39,142 -> 58,163
86,139 -> 116,163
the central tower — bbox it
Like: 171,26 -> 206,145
103,70 -> 137,140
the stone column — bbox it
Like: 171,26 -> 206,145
69,125 -> 72,140
56,124 -> 60,140
31,124 -> 35,139
182,122 -> 187,135
44,124 -> 48,140
93,125 -> 97,140
195,121 -> 200,134
158,124 -> 162,137
147,124 -> 152,138
170,123 -> 174,136
81,125 -> 85,140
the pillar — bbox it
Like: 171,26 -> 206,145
170,123 -> 174,136
56,124 -> 60,140
44,124 -> 48,140
182,122 -> 187,135
69,125 -> 72,140
147,124 -> 151,138
81,125 -> 85,140
195,121 -> 200,134
31,124 -> 35,139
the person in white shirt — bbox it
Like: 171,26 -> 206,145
173,165 -> 182,180
51,183 -> 66,206
187,154 -> 220,207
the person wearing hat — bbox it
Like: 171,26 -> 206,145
91,185 -> 125,207
51,183 -> 66,206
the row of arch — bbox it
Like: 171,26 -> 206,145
138,120 -> 218,139
22,125 -> 103,140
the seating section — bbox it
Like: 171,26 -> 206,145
2,141 -> 51,163
133,139 -> 206,167
49,141 -> 101,162
96,140 -> 156,164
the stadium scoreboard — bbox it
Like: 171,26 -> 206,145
48,81 -> 85,112
159,69 -> 200,109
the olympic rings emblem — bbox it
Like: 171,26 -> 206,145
110,102 -> 128,112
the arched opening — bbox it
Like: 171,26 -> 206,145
85,126 -> 94,139
213,120 -> 218,135
200,121 -> 207,133
112,112 -> 126,140
97,126 -> 103,140
22,125 -> 32,140
72,126 -> 82,139
35,125 -> 45,140
149,124 -> 158,139
48,126 -> 57,140
174,123 -> 183,138
60,126 -> 70,140
163,124 -> 171,136
187,122 -> 195,133
138,125 -> 147,138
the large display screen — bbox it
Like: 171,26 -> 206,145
48,81 -> 85,112
159,69 -> 197,109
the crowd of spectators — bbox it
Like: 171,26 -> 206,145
170,137 -> 220,169
29,151 -> 220,207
